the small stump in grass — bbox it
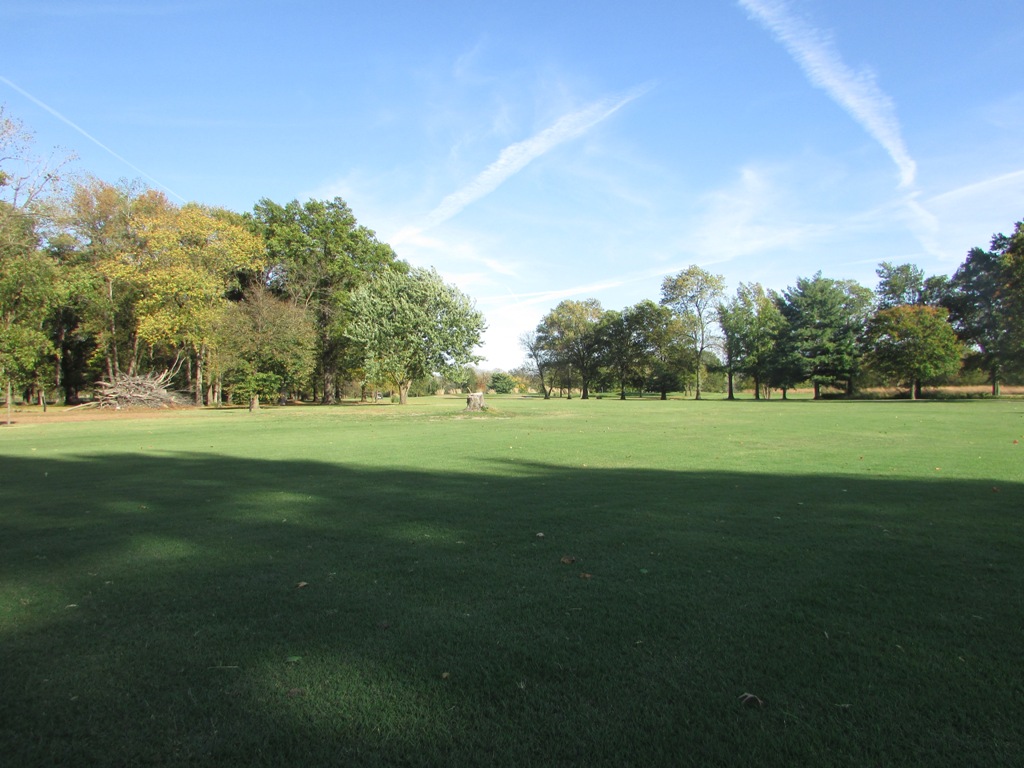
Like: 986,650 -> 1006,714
466,392 -> 485,411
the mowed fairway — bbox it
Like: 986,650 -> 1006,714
1,397 -> 1022,766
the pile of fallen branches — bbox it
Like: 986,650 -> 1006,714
90,370 -> 186,409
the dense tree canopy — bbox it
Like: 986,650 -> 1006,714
865,305 -> 963,399
2,105 -> 1022,408
249,197 -> 397,402
535,299 -> 607,400
660,267 -> 725,400
776,274 -> 873,399
345,266 -> 485,405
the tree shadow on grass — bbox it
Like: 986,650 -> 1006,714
1,454 -> 1022,767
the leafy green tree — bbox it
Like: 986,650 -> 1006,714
777,273 -> 872,398
535,299 -> 607,400
864,305 -> 963,398
730,283 -> 785,399
2,108 -> 76,405
989,221 -> 1024,377
133,203 -> 263,404
213,285 -> 316,409
643,311 -> 691,400
0,214 -> 56,416
945,233 -> 1022,395
874,262 -> 925,308
488,371 -> 517,394
59,179 -> 175,380
249,197 -> 397,403
603,300 -> 671,400
660,266 -> 725,399
345,266 -> 485,405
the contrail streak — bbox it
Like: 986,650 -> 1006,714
395,82 -> 653,242
738,0 -> 916,188
1,75 -> 186,201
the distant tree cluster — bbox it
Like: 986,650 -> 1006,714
522,238 -> 1024,401
0,107 -> 485,408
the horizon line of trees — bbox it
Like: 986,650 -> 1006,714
518,233 -> 1024,401
0,106 -> 485,409
5,105 -> 1022,408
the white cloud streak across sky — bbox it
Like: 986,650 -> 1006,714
393,82 -> 654,245
738,0 -> 917,188
0,75 -> 185,201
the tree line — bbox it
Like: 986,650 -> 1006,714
522,237 -> 1024,401
0,107 -> 485,409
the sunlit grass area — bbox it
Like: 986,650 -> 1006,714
1,397 -> 1022,766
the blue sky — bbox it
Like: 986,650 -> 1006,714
4,0 -> 1023,369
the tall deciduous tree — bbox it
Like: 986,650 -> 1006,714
345,266 -> 484,405
864,305 -> 963,398
535,299 -> 607,400
60,179 -> 175,380
212,285 -> 316,409
604,300 -> 671,400
660,266 -> 725,399
0,205 -> 56,416
1,108 -> 75,407
133,203 -> 263,404
249,197 -> 397,402
945,234 -> 1020,396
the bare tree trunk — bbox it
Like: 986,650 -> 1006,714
195,349 -> 204,407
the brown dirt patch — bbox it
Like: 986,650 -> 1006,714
0,405 -> 210,426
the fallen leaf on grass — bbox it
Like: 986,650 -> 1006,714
441,672 -> 450,680
296,582 -> 308,589
738,693 -> 764,707
579,572 -> 593,580
560,555 -> 576,564
285,656 -> 302,664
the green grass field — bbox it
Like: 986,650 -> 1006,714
1,396 -> 1022,766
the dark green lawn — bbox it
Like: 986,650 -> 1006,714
1,397 -> 1022,766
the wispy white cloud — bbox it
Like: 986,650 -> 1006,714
738,0 -> 916,188
0,75 -> 186,201
393,81 -> 654,244
687,165 -> 827,261
927,167 -> 1024,205
392,227 -> 520,280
